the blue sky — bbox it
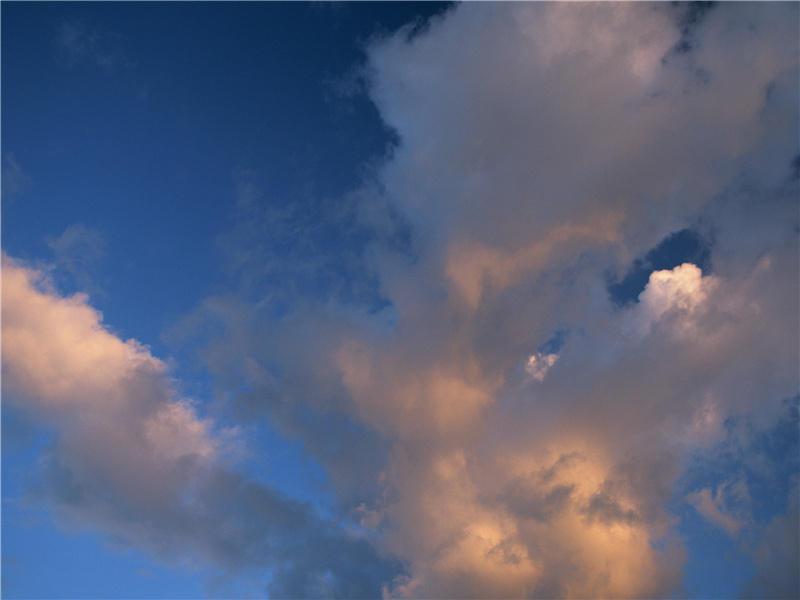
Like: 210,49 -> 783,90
2,2 -> 798,599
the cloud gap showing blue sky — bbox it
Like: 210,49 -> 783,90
2,2 -> 798,599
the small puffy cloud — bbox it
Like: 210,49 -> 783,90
630,262 -> 718,339
640,263 -> 711,316
143,401 -> 218,462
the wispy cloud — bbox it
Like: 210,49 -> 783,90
45,223 -> 107,296
1,152 -> 31,201
55,19 -> 129,74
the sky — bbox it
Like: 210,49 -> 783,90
1,2 -> 798,599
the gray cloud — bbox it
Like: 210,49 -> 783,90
741,486 -> 800,599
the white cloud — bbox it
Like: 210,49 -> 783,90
629,262 -> 718,339
640,263 -> 711,316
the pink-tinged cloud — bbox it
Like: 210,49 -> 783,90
1,254 -> 406,597
2,252 -> 223,516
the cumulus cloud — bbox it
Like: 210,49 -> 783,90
170,3 -> 798,597
162,2 -> 800,597
1,254 -> 404,597
524,352 -> 558,382
286,3 -> 795,597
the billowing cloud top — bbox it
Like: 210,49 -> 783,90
3,2 -> 798,598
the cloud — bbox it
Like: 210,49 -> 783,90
741,486 -> 800,599
629,262 -> 717,339
1,152 -> 31,201
687,485 -> 748,537
1,254 -> 405,597
13,2 -> 798,598
45,223 -> 107,295
165,2 -> 799,597
524,352 -> 558,382
216,168 -> 389,313
55,19 -> 129,74
185,3 -> 796,597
